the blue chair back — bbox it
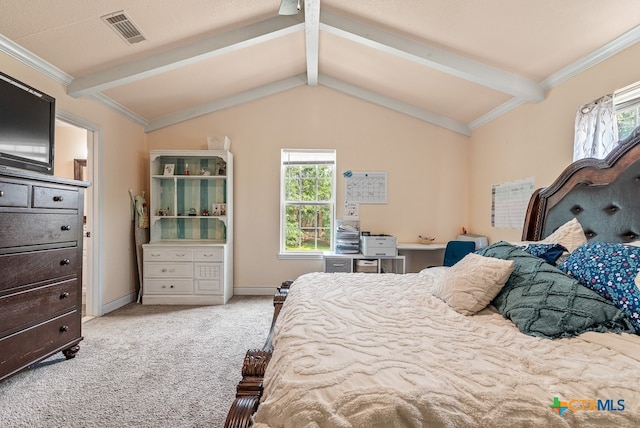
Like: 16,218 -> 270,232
443,240 -> 476,267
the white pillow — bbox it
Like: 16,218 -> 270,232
431,253 -> 514,315
512,218 -> 587,254
538,218 -> 587,253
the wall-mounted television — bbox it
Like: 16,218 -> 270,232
0,71 -> 55,175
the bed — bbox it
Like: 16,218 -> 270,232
225,127 -> 640,428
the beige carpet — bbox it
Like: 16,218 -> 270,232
0,296 -> 274,428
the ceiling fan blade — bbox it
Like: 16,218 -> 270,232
279,0 -> 301,15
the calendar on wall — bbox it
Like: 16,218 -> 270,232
344,171 -> 387,204
491,177 -> 535,228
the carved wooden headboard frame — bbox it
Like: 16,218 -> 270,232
523,126 -> 640,243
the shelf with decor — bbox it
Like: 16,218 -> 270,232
143,149 -> 233,305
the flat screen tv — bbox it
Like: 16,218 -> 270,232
0,71 -> 55,175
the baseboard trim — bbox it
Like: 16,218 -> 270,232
103,292 -> 137,314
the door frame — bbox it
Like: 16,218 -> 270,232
57,110 -> 104,317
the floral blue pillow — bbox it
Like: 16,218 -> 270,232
518,243 -> 567,265
559,242 -> 640,331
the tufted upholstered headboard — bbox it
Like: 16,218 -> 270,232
523,126 -> 640,243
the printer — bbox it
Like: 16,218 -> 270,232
360,235 -> 397,256
456,233 -> 488,250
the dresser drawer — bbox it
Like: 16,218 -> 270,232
0,311 -> 81,380
0,180 -> 28,207
144,262 -> 193,278
0,279 -> 77,338
0,248 -> 79,292
194,247 -> 223,262
144,279 -> 194,294
32,186 -> 79,209
144,247 -> 193,262
0,213 -> 79,249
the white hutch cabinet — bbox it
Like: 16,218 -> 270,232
142,150 -> 233,305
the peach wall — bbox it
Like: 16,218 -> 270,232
147,85 -> 469,291
2,52 -> 148,311
54,125 -> 86,180
469,42 -> 640,243
6,33 -> 639,306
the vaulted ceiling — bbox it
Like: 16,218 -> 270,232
2,0 -> 640,136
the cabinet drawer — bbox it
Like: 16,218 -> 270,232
144,247 -> 193,262
144,262 -> 193,278
325,258 -> 352,273
0,180 -> 28,207
0,279 -> 78,338
194,247 -> 223,262
0,311 -> 80,380
0,213 -> 79,249
196,280 -> 222,295
32,186 -> 79,209
144,279 -> 193,294
0,248 -> 79,292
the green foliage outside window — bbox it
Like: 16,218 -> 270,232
284,164 -> 333,251
617,107 -> 640,140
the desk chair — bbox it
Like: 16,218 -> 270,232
442,240 -> 476,267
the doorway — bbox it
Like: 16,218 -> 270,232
55,112 -> 102,318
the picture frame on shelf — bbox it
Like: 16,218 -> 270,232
163,164 -> 175,176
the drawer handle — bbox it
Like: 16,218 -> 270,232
60,259 -> 71,265
161,268 -> 175,273
61,225 -> 72,231
60,292 -> 70,299
150,253 -> 161,257
162,284 -> 175,289
60,325 -> 69,332
176,253 -> 187,257
53,195 -> 64,202
0,191 -> 3,197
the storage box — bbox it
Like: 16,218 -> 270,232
355,259 -> 378,273
335,220 -> 360,254
360,235 -> 397,257
207,136 -> 231,151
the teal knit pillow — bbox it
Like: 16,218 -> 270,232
477,242 -> 635,339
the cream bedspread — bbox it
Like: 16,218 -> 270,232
252,271 -> 640,428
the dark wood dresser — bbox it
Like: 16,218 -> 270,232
0,169 -> 89,381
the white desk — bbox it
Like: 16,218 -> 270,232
397,243 -> 446,251
397,243 -> 447,272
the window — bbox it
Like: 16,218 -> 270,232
573,81 -> 640,161
615,82 -> 640,140
280,149 -> 336,258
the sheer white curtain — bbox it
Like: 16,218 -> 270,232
573,94 -> 617,161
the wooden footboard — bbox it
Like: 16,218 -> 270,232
224,281 -> 291,428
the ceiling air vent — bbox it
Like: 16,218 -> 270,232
101,11 -> 146,45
